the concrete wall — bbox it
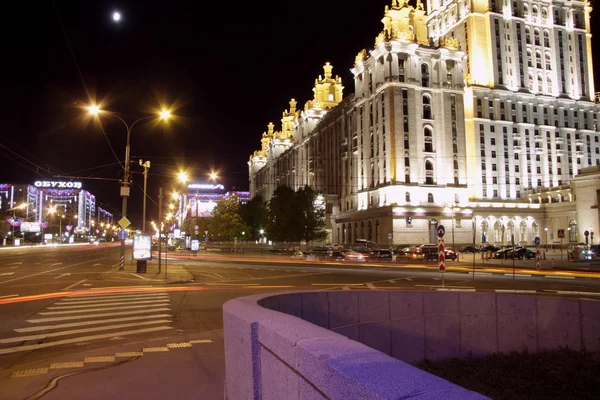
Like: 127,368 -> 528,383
224,290 -> 600,399
223,293 -> 488,400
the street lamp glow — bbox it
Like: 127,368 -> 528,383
112,11 -> 121,22
88,105 -> 101,115
171,192 -> 179,200
178,172 -> 188,183
160,110 -> 171,120
209,172 -> 218,181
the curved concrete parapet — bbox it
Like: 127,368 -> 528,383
223,292 -> 490,400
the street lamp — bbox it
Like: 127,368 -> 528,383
177,170 -> 218,247
88,105 -> 171,270
544,227 -> 549,251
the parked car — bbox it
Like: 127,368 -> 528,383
290,251 -> 307,260
340,250 -> 366,262
396,247 -> 424,261
417,244 -> 439,261
366,249 -> 394,262
508,247 -> 536,260
445,248 -> 457,261
459,245 -> 480,253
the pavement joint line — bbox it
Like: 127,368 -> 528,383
49,361 -> 84,369
84,356 -> 116,363
166,342 -> 193,348
10,368 -> 49,378
142,347 -> 169,352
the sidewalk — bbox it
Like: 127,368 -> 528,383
0,330 -> 224,400
101,259 -> 195,284
458,249 -> 600,272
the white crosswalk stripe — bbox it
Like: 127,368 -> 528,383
0,292 -> 173,355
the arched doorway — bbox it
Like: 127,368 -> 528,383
568,220 -> 577,242
368,221 -> 373,241
481,221 -> 489,243
519,221 -> 527,244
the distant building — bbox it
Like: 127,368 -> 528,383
0,180 -> 113,242
248,1 -> 600,247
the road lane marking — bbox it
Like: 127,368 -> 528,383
205,283 -> 260,286
0,294 -> 18,299
7,262 -> 23,265
1,320 -> 172,343
39,301 -> 170,315
54,273 -> 71,279
62,279 -> 87,291
544,275 -> 575,279
48,299 -> 170,310
495,289 -> 537,293
28,308 -> 171,323
0,272 -> 15,276
0,257 -> 107,284
553,291 -> 600,296
60,291 -> 167,301
56,294 -> 169,305
0,326 -> 173,355
16,314 -> 172,332
50,263 -> 63,266
366,283 -> 377,290
92,263 -> 102,266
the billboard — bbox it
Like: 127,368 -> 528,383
21,222 -> 41,233
133,234 -> 152,260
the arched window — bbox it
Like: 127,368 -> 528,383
546,75 -> 553,93
527,49 -> 533,67
545,52 -> 551,69
425,160 -> 434,184
507,221 -> 515,244
423,95 -> 432,119
519,221 -> 527,243
368,221 -> 373,241
494,221 -> 502,243
543,30 -> 550,47
537,74 -> 544,92
424,127 -> 433,152
360,221 -> 365,239
342,223 -> 346,244
427,193 -> 434,203
542,8 -> 548,23
421,64 -> 429,87
525,27 -> 531,44
535,50 -> 542,68
375,220 -> 380,244
481,221 -> 489,243
405,192 -> 411,202
528,73 -> 534,90
532,221 -> 539,240
534,28 -> 540,45
524,4 -> 529,18
532,5 -> 539,21
569,220 -> 577,242
354,222 -> 358,242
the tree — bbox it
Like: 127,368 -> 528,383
266,185 -> 327,244
296,186 -> 328,242
240,195 -> 267,241
266,186 -> 299,242
210,195 -> 246,241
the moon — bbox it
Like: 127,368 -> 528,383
112,11 -> 121,22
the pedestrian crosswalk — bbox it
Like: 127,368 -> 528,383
0,291 -> 173,355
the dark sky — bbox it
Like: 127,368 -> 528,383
1,0 -> 600,223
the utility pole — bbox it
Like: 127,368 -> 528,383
139,160 -> 151,233
158,187 -> 163,273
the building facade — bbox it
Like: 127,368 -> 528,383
249,0 -> 600,248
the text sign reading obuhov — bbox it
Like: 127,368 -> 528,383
34,181 -> 82,189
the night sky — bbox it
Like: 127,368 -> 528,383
1,0 -> 600,223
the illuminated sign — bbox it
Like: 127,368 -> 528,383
21,222 -> 41,233
133,234 -> 152,260
187,183 -> 224,190
34,181 -> 82,189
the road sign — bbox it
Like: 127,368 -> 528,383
438,238 -> 446,271
535,247 -> 541,270
195,225 -> 199,230
205,230 -> 209,236
118,230 -> 128,240
534,236 -> 541,246
195,230 -> 199,235
118,217 -> 131,229
437,225 -> 446,239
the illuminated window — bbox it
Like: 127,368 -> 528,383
421,64 -> 429,87
425,160 -> 434,184
427,193 -> 434,203
424,127 -> 433,152
328,94 -> 334,101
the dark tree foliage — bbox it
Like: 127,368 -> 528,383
240,195 -> 267,241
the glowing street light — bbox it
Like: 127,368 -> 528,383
209,171 -> 218,181
178,172 -> 188,183
112,11 -> 121,22
87,104 -> 172,270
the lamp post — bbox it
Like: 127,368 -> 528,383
544,227 -> 549,251
88,105 -> 170,270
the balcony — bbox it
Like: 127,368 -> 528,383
555,137 -> 564,144
575,139 -> 584,146
556,149 -> 565,156
534,135 -> 544,142
535,148 -> 545,154
513,146 -> 522,153
576,151 -> 585,158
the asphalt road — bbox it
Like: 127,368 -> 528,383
0,244 -> 599,399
